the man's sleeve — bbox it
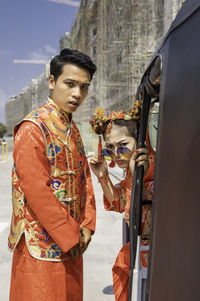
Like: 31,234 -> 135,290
13,121 -> 80,253
80,159 -> 96,233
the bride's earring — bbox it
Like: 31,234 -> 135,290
109,160 -> 115,168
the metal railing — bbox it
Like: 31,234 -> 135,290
0,141 -> 8,161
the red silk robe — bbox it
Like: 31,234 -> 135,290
9,98 -> 96,301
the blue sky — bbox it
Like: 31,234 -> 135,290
0,0 -> 79,123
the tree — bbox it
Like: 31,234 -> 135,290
0,123 -> 7,138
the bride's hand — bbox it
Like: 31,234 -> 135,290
129,147 -> 149,175
89,155 -> 108,179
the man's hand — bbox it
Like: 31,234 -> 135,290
69,243 -> 82,258
69,226 -> 92,258
79,225 -> 92,254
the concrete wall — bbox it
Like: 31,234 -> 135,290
164,0 -> 185,34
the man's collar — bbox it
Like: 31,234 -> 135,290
47,97 -> 72,124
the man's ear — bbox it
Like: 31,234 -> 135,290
48,75 -> 55,89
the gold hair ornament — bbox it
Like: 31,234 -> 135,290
89,100 -> 141,134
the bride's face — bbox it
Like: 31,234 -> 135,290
104,124 -> 136,169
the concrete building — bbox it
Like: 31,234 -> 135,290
34,64 -> 50,108
5,84 -> 33,136
60,0 -> 185,123
5,65 -> 49,136
6,0 -> 185,136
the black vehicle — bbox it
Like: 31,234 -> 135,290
129,1 -> 200,300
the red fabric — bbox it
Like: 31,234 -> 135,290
10,235 -> 83,301
143,129 -> 155,187
112,241 -> 150,301
112,243 -> 130,301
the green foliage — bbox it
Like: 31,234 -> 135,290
0,123 -> 7,138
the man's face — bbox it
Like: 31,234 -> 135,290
48,63 -> 90,114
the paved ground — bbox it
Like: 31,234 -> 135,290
0,149 -> 124,300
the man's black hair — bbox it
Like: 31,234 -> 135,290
50,48 -> 97,82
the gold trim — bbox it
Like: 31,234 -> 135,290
60,170 -> 75,176
58,136 -> 72,152
23,118 -> 57,176
24,231 -> 70,262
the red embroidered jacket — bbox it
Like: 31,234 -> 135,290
8,98 -> 96,261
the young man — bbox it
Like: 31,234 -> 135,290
8,49 -> 97,301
